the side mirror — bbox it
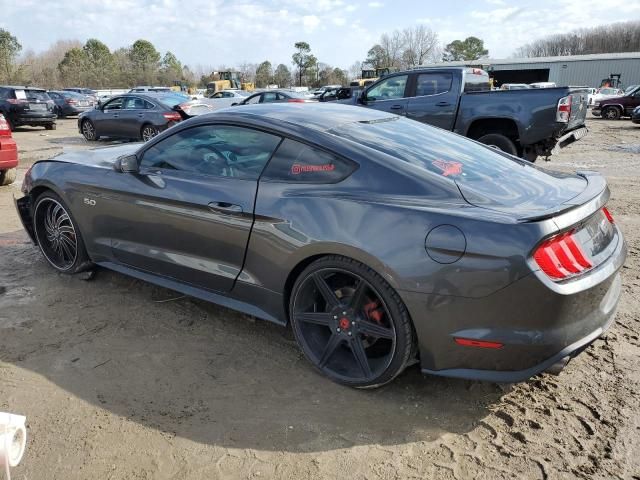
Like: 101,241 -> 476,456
114,154 -> 139,173
231,102 -> 238,106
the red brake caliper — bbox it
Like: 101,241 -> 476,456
363,299 -> 384,325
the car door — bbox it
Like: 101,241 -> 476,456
120,96 -> 151,139
360,74 -> 410,115
97,96 -> 125,137
624,90 -> 640,116
106,123 -> 283,292
241,93 -> 262,105
261,92 -> 279,103
405,71 -> 459,130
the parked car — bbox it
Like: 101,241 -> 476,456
0,113 -> 18,185
592,86 -> 640,119
587,88 -> 598,106
63,88 -> 98,104
129,86 -> 172,93
78,93 -> 182,141
590,87 -> 623,106
318,87 -> 358,102
232,89 -> 315,106
312,84 -> 342,96
351,67 -> 589,161
0,86 -> 56,131
632,106 -> 640,124
15,103 -> 626,387
500,83 -> 532,90
624,85 -> 639,94
207,89 -> 251,100
530,82 -> 557,88
47,91 -> 94,117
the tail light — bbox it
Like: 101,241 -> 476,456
65,99 -> 78,105
602,207 -> 614,223
556,95 -> 572,122
6,99 -> 26,105
162,112 -> 182,122
534,230 -> 593,280
287,98 -> 306,103
0,115 -> 11,136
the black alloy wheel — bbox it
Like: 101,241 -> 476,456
290,256 -> 415,388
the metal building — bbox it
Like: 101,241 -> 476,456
421,52 -> 640,88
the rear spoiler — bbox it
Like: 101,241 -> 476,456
518,171 -> 608,224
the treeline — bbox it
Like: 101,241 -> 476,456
364,25 -> 441,70
515,20 -> 640,57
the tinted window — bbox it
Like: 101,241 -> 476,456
141,125 -> 281,180
244,94 -> 261,105
48,92 -> 60,99
262,92 -> 278,103
104,97 -> 124,110
366,75 -> 408,101
415,73 -> 452,96
123,97 -> 150,109
262,139 -> 356,183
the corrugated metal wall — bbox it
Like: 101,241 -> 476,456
490,59 -> 640,87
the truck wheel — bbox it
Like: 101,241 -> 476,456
0,168 -> 17,186
603,107 -> 621,120
477,134 -> 518,156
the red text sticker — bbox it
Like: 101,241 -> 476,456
432,160 -> 463,177
291,163 -> 335,175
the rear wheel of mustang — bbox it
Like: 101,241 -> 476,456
33,192 -> 89,273
290,256 -> 415,388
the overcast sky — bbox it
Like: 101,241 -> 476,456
2,0 -> 639,70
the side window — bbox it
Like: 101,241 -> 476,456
49,92 -> 59,99
211,92 -> 223,98
244,94 -> 261,105
415,73 -> 453,96
366,75 -> 408,101
262,92 -> 277,103
140,125 -> 281,180
104,97 -> 124,110
262,139 -> 357,183
223,92 -> 233,98
123,97 -> 147,109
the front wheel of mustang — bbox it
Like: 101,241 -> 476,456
33,192 -> 90,273
290,256 -> 415,388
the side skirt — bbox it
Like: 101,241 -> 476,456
97,261 -> 286,325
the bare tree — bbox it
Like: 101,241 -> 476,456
379,30 -> 404,68
402,25 -> 439,67
515,20 -> 640,57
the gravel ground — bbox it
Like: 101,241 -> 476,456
0,118 -> 639,480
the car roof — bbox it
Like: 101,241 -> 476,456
203,103 -> 395,133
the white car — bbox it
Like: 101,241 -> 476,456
530,82 -> 557,88
207,89 -> 251,100
589,87 -> 623,106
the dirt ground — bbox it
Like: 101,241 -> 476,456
1,118 -> 639,480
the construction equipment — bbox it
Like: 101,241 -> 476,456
349,67 -> 397,88
206,71 -> 254,96
600,74 -> 623,89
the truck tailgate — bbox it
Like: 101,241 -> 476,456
566,88 -> 589,131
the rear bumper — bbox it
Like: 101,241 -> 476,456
14,113 -> 56,125
551,126 -> 588,154
402,229 -> 626,383
0,137 -> 18,170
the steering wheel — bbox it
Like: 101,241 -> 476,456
192,144 -> 228,174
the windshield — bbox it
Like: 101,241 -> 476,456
16,89 -> 51,101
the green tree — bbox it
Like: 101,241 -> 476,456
273,63 -> 291,88
129,39 -> 160,85
443,36 -> 488,61
0,29 -> 22,83
160,51 -> 182,85
292,41 -> 316,86
58,47 -> 87,86
255,60 -> 273,88
83,39 -> 113,88
365,44 -> 386,68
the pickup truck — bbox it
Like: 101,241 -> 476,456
591,85 -> 640,119
349,67 -> 588,161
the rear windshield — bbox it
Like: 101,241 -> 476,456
15,89 -> 50,101
329,116 -> 569,189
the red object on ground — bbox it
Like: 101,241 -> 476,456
0,114 -> 18,170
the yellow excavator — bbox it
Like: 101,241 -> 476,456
349,67 -> 396,87
206,71 -> 254,96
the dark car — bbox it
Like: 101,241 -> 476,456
232,89 -> 314,106
632,105 -> 640,124
16,103 -> 626,388
48,91 -> 94,118
63,88 -> 98,104
592,86 -> 640,119
78,93 -> 183,141
351,67 -> 588,161
0,86 -> 56,131
318,87 -> 355,102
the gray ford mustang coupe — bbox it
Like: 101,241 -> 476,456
15,103 -> 626,388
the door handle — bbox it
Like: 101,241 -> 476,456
436,102 -> 451,107
113,114 -> 119,118
389,105 -> 404,110
208,202 -> 243,214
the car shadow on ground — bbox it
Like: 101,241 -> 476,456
0,231 -> 509,453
